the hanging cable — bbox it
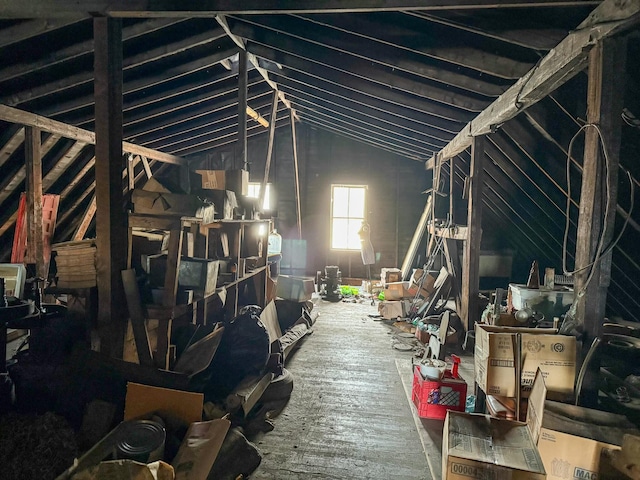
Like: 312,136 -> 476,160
562,123 -> 636,300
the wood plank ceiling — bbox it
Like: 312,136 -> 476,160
0,1 -> 639,321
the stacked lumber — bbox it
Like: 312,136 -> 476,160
52,239 -> 97,288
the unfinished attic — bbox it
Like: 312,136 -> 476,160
1,0 -> 640,479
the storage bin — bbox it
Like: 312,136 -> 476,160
411,365 -> 467,420
508,283 -> 573,311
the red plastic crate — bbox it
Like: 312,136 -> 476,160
411,365 -> 467,420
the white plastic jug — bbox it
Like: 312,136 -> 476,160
268,229 -> 282,255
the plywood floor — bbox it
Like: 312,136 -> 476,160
250,299 -> 432,480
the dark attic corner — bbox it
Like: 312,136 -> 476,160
1,1 -> 640,479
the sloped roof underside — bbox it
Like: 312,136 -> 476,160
0,2 -> 639,321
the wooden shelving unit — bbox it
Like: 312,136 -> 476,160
127,213 -> 271,368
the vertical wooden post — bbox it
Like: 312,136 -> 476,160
94,17 -> 127,358
25,127 -> 45,278
461,135 -> 485,330
237,49 -> 248,170
574,38 -> 626,344
291,110 -> 302,240
449,156 -> 455,224
259,90 -> 278,210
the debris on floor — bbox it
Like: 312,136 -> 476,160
0,411 -> 78,480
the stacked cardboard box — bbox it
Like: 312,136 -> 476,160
474,324 -> 576,398
443,372 -> 548,480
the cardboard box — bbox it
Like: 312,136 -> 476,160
378,300 -> 410,319
383,281 -> 413,300
276,275 -> 315,302
532,399 -> 638,480
131,189 -> 216,224
380,267 -> 401,286
475,324 -> 576,397
443,394 -> 546,480
195,169 -> 248,195
408,268 -> 437,298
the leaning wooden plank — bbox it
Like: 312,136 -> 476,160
121,268 -> 154,367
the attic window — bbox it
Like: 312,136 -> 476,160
248,182 -> 272,210
331,185 -> 367,250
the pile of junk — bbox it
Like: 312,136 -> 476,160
1,264 -> 318,480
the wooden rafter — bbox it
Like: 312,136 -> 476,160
230,18 -> 488,113
286,13 -> 531,81
0,18 -> 186,84
216,14 -> 296,117
247,42 -> 474,123
0,104 -> 185,165
234,13 -> 507,96
0,0 -> 601,18
430,0 -> 640,164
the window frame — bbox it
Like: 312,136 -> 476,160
329,184 -> 368,251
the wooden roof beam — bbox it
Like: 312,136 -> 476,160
0,1 -> 601,18
247,41 -> 475,122
291,12 -> 533,79
1,26 -> 228,107
266,68 -> 463,134
430,0 -> 640,165
227,16 -> 490,111
243,13 -> 505,97
0,104 -> 186,165
215,14 -> 297,120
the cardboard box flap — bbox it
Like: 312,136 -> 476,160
542,400 -> 639,445
526,369 -> 548,445
446,411 -> 546,475
124,383 -> 204,424
173,325 -> 225,377
172,418 -> 231,480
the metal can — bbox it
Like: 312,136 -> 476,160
114,420 -> 166,463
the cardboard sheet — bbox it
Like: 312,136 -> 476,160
124,383 -> 203,425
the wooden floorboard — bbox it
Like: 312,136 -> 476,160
250,299 -> 432,480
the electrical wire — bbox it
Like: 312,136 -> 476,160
562,123 -> 636,301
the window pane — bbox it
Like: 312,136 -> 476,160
347,219 -> 362,249
332,218 -> 350,249
348,187 -> 365,218
247,182 -> 270,210
332,187 -> 349,217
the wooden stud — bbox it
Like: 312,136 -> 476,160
461,135 -> 485,330
291,110 -> 302,240
237,48 -> 248,170
25,126 -> 45,277
259,90 -> 278,210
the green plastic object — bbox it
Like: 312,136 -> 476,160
340,285 -> 360,296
